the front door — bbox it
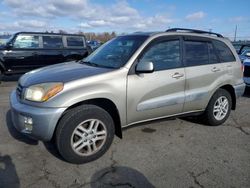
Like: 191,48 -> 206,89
3,34 -> 40,73
127,37 -> 185,125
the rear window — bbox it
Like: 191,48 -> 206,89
66,36 -> 84,47
208,43 -> 220,64
213,40 -> 236,62
43,36 -> 63,48
184,41 -> 209,66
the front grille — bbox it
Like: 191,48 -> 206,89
16,84 -> 23,99
244,65 -> 250,77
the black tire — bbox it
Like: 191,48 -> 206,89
56,104 -> 115,164
202,89 -> 232,126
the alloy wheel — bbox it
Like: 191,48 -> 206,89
71,119 -> 107,156
213,96 -> 229,121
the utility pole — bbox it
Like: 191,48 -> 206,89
234,25 -> 237,42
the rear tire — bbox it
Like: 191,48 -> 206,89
202,89 -> 232,126
56,105 -> 115,164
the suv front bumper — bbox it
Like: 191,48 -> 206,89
10,91 -> 66,141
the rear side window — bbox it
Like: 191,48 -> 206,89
66,36 -> 84,47
43,36 -> 63,48
208,43 -> 220,64
13,35 -> 39,48
213,40 -> 236,62
184,41 -> 209,66
139,39 -> 181,71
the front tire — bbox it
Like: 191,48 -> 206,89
56,105 -> 115,164
203,89 -> 232,126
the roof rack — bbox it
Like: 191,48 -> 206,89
166,28 -> 223,38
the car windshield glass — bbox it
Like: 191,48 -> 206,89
83,35 -> 148,69
241,48 -> 250,55
6,34 -> 14,43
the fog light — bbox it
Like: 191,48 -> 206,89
24,117 -> 33,132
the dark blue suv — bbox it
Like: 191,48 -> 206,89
238,44 -> 250,87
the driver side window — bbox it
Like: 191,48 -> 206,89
14,35 -> 39,48
139,39 -> 181,71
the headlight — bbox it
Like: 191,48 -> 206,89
24,82 -> 63,102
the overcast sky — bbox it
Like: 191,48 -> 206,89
0,0 -> 249,40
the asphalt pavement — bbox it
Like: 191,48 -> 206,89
0,79 -> 249,188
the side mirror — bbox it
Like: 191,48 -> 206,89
5,42 -> 13,50
136,61 -> 154,73
246,52 -> 250,57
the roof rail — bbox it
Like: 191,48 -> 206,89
166,28 -> 223,38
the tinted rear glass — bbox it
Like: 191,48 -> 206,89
184,41 -> 209,66
43,36 -> 63,48
67,36 -> 84,47
213,40 -> 235,62
208,43 -> 220,64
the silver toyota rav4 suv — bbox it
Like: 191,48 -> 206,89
10,28 -> 245,164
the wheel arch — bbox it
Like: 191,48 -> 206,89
54,98 -> 122,140
219,84 -> 236,110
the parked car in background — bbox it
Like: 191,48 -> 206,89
87,40 -> 101,51
238,44 -> 250,62
10,28 -> 245,164
240,49 -> 250,62
243,58 -> 250,87
0,32 -> 91,78
237,44 -> 250,87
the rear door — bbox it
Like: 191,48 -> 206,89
183,37 -> 224,112
127,37 -> 186,125
37,35 -> 64,67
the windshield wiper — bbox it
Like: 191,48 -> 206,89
80,60 -> 116,69
80,61 -> 99,67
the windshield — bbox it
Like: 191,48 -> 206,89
5,34 -> 14,44
83,35 -> 149,69
241,48 -> 250,55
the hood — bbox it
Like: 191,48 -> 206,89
19,61 -> 113,87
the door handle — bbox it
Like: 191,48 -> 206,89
172,72 -> 184,79
211,67 -> 220,72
